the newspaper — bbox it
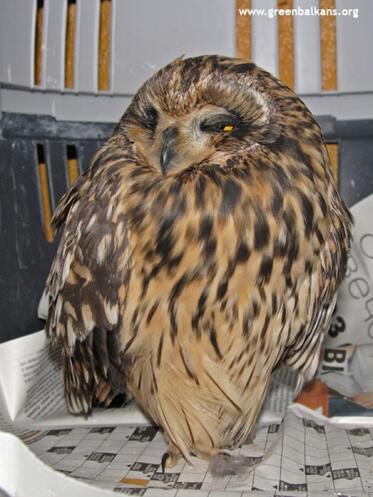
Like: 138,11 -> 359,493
312,194 -> 373,421
0,196 -> 373,497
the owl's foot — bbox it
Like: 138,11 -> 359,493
209,451 -> 258,476
192,447 -> 219,460
161,446 -> 181,473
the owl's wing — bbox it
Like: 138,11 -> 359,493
281,292 -> 336,383
45,148 -> 131,414
279,231 -> 343,385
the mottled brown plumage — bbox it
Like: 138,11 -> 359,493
45,55 -> 352,466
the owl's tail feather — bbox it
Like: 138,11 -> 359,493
153,352 -> 246,460
202,355 -> 243,415
157,395 -> 192,464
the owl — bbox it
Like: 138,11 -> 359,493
45,55 -> 352,469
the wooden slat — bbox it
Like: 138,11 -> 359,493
320,0 -> 337,91
236,0 -> 252,60
327,143 -> 339,183
98,0 -> 111,91
65,1 -> 76,89
34,1 -> 44,86
66,145 -> 80,184
278,0 -> 294,89
37,144 -> 54,242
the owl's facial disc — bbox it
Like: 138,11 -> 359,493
149,105 -> 245,175
126,102 -> 251,175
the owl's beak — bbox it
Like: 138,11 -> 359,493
160,127 -> 178,174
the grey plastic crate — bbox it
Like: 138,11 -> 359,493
0,0 -> 373,342
1,0 -> 373,121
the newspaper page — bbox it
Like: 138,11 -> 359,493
297,195 -> 373,423
1,195 -> 373,497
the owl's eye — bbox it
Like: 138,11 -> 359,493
200,115 -> 236,133
141,105 -> 159,132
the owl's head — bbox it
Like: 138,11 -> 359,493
118,55 -> 313,175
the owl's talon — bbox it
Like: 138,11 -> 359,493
161,449 -> 180,472
161,452 -> 169,474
